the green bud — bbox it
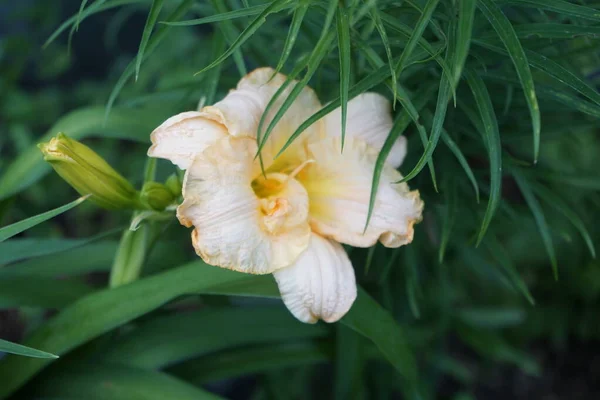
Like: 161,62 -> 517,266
38,133 -> 141,210
165,174 -> 182,197
140,182 -> 175,211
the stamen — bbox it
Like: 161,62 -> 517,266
288,159 -> 315,180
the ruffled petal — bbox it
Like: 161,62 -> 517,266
178,136 -> 311,274
273,233 -> 357,323
297,136 -> 423,248
148,111 -> 227,170
202,67 -> 322,169
323,93 -> 407,168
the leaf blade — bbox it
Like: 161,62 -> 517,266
0,196 -> 88,243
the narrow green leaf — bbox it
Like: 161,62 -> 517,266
440,130 -> 480,202
0,106 -> 173,201
485,235 -> 535,304
0,276 -> 95,308
0,228 -> 121,265
163,3 -> 269,25
275,62 -> 389,158
273,3 -> 308,76
476,39 -> 600,107
497,23 -> 600,39
105,0 -> 194,121
364,84 -> 437,231
33,363 -> 222,400
258,1 -> 338,160
478,0 -> 540,162
208,0 -> 247,76
464,69 -> 502,245
513,171 -> 558,279
75,0 -> 93,31
101,308 -> 326,368
370,9 -> 398,106
380,15 -> 456,91
357,38 -> 438,193
395,68 -> 452,184
481,70 -> 600,118
457,307 -> 526,328
439,179 -> 457,263
334,326 -> 364,400
194,0 -> 291,76
404,246 -> 421,319
337,4 -> 352,150
203,32 -> 226,105
531,183 -> 596,258
0,340 -> 58,360
44,0 -> 143,48
170,342 -> 332,385
0,241 -> 117,278
364,245 -> 376,275
135,0 -> 164,81
496,0 -> 600,22
0,196 -> 88,243
393,0 -> 440,77
341,287 -> 418,388
453,0 -> 477,85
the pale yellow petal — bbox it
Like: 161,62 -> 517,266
297,136 -> 423,248
273,233 -> 357,323
148,111 -> 227,170
201,67 -> 322,169
178,136 -> 311,274
323,93 -> 406,168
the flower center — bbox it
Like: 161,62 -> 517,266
251,172 -> 309,235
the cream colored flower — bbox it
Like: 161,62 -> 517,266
148,68 -> 423,323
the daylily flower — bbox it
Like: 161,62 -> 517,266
148,68 -> 423,323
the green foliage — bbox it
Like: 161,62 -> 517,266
1,0 -> 599,399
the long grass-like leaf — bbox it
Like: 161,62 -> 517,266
195,0 -> 291,76
0,196 -> 88,242
453,0 -> 477,86
370,9 -> 397,106
0,340 -> 58,360
478,0 -> 540,162
105,0 -> 194,121
273,3 -> 308,76
33,363 -> 222,400
162,3 -> 269,26
531,182 -> 596,258
439,178 -> 457,263
101,308 -> 326,368
440,129 -> 480,202
135,0 -> 164,81
475,39 -> 600,106
496,0 -> 600,22
393,0 -> 440,77
364,84 -> 437,231
464,68 -> 502,245
256,0 -> 338,159
493,23 -> 600,40
44,0 -> 145,48
337,4 -> 352,150
513,170 -> 558,279
485,236 -> 535,304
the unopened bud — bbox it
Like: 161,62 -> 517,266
165,174 -> 182,197
38,133 -> 141,210
140,182 -> 175,211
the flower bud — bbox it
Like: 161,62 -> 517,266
165,174 -> 182,197
140,182 -> 175,211
38,133 -> 142,210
